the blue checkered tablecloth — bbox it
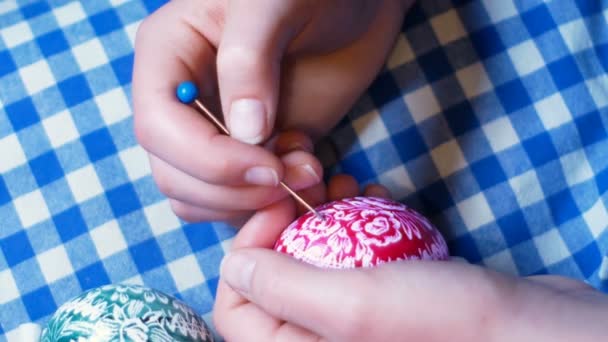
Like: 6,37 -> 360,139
0,0 -> 607,340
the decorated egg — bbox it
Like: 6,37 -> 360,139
274,196 -> 449,268
40,284 -> 214,342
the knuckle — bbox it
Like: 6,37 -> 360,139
203,137 -> 234,181
132,110 -> 162,155
217,46 -> 264,74
207,157 -> 231,182
133,18 -> 152,48
133,14 -> 166,52
152,168 -> 177,199
168,199 -> 186,216
133,114 -> 151,149
169,200 -> 198,222
241,188 -> 278,210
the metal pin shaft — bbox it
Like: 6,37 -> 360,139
192,99 -> 324,219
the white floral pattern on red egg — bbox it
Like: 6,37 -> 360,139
274,197 -> 449,268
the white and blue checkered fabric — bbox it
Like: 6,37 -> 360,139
1,0 -> 607,340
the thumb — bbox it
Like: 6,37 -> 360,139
217,0 -> 313,144
219,248 -> 386,340
220,249 -> 502,341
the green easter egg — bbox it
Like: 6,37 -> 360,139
40,284 -> 214,342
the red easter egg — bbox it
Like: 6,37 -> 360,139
274,196 -> 449,268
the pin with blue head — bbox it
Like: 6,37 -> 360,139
174,80 -> 324,220
176,81 -> 199,104
176,80 -> 230,135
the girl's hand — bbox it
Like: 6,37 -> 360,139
132,0 -> 411,224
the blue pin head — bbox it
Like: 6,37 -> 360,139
176,81 -> 199,104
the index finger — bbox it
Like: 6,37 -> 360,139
132,1 -> 284,186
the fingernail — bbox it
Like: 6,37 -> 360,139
229,99 -> 266,144
286,141 -> 314,153
220,253 -> 255,294
286,164 -> 321,189
301,164 -> 320,183
245,166 -> 279,186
